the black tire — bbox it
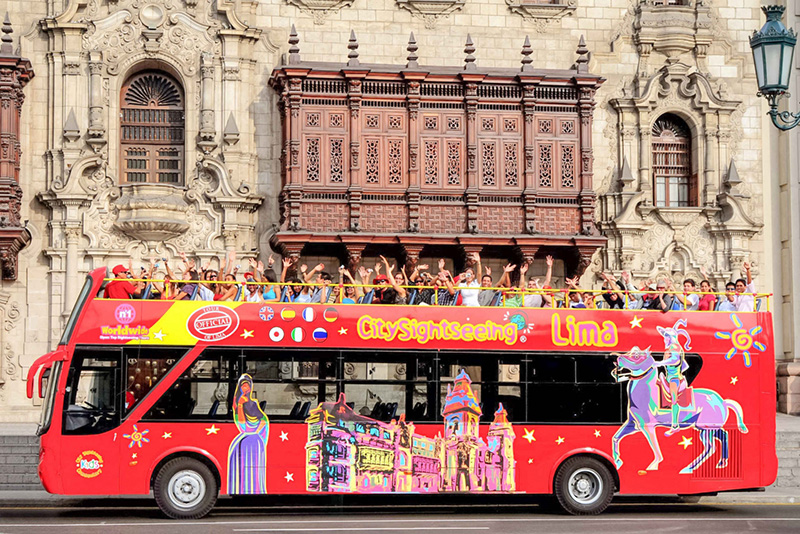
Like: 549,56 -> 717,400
154,457 -> 218,520
553,456 -> 614,515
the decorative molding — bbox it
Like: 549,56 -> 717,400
396,0 -> 466,29
505,0 -> 576,32
285,0 -> 355,25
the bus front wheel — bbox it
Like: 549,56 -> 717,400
154,457 -> 218,520
553,457 -> 614,515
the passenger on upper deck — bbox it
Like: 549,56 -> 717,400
105,263 -> 144,299
457,252 -> 481,307
732,262 -> 756,312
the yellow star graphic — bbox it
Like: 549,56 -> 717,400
162,432 -> 172,439
678,436 -> 693,449
131,453 -> 137,459
629,316 -> 643,329
528,458 -> 533,464
730,376 -> 738,385
556,436 -> 565,445
240,329 -> 254,339
205,424 -> 220,435
522,428 -> 536,443
338,327 -> 348,335
594,430 -> 601,438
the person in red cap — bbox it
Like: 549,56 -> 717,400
105,264 -> 144,299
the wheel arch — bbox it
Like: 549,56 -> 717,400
549,449 -> 620,493
149,449 -> 223,492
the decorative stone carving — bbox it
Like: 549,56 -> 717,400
113,184 -> 191,242
505,0 -> 576,33
396,0 -> 466,30
285,0 -> 355,25
633,1 -> 715,71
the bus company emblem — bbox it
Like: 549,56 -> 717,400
75,450 -> 104,479
114,304 -> 136,325
187,305 -> 240,341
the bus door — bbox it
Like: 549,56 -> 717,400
60,346 -> 123,494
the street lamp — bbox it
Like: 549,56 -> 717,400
750,5 -> 798,130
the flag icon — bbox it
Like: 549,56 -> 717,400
312,328 -> 328,343
281,308 -> 296,321
323,307 -> 339,323
291,327 -> 304,342
302,307 -> 315,322
269,327 -> 284,342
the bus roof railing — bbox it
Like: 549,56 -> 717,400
98,277 -> 772,312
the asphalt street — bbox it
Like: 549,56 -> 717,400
0,497 -> 798,534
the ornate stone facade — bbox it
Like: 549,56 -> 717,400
0,0 -> 776,420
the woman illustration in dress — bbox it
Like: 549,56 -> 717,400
227,374 -> 269,494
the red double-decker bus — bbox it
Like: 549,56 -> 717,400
27,268 -> 777,518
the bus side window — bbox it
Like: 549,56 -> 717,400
143,349 -> 238,421
527,352 -> 624,424
122,347 -> 187,417
242,348 -> 338,421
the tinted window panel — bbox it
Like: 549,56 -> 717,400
528,383 -> 624,423
529,354 -> 575,383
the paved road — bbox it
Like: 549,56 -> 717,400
0,497 -> 798,534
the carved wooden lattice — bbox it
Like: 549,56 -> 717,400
388,115 -> 402,129
388,140 -> 403,184
482,117 -> 496,132
561,120 -> 574,134
482,142 -> 496,186
306,112 -> 320,127
447,116 -> 461,130
560,144 -> 575,188
366,114 -> 380,128
447,141 -> 460,186
330,138 -> 344,183
365,140 -> 380,183
330,114 -> 344,128
504,143 -> 519,187
424,116 -> 438,130
539,119 -> 552,134
306,138 -> 321,182
504,118 -> 518,133
425,140 -> 439,185
120,71 -> 185,184
539,143 -> 553,187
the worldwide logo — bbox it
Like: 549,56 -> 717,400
75,450 -> 104,479
114,304 -> 136,325
187,305 -> 240,342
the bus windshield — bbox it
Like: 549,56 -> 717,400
59,277 -> 94,346
36,361 -> 61,436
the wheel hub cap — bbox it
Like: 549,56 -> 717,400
568,468 -> 602,505
168,470 -> 206,509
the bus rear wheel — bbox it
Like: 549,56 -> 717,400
553,457 -> 614,515
154,457 -> 218,520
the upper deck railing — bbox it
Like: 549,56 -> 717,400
99,277 -> 771,313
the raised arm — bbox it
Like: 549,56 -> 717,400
518,262 -> 529,290
471,252 -> 482,279
498,263 -> 516,288
743,261 -> 753,286
381,255 -> 406,298
543,255 -> 554,288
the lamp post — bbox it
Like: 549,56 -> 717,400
750,5 -> 798,130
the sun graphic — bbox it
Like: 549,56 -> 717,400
123,424 -> 150,449
714,314 -> 766,368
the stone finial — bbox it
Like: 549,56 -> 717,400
63,109 -> 80,143
464,34 -> 476,71
521,35 -> 533,73
724,159 -> 742,194
223,113 -> 240,146
288,24 -> 300,65
1,13 -> 13,55
620,156 -> 634,185
347,30 -> 360,67
575,34 -> 589,73
406,32 -> 419,69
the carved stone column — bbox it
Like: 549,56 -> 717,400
198,53 -> 217,154
462,78 -> 483,233
86,51 -> 106,152
405,76 -> 423,232
577,86 -> 597,236
63,224 -> 82,317
638,122 -> 652,198
703,120 -> 719,206
0,18 -> 33,280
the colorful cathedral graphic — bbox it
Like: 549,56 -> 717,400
304,370 -> 516,493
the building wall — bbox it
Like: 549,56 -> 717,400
0,0 -> 774,420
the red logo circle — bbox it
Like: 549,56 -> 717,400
187,306 -> 240,342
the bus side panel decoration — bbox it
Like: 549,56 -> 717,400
228,374 -> 270,494
304,370 -> 517,494
612,320 -> 748,475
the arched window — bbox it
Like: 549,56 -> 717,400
652,114 -> 694,207
120,71 -> 185,184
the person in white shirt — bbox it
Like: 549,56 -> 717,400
457,253 -> 482,307
732,262 -> 756,312
669,278 -> 700,311
521,255 -> 554,308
